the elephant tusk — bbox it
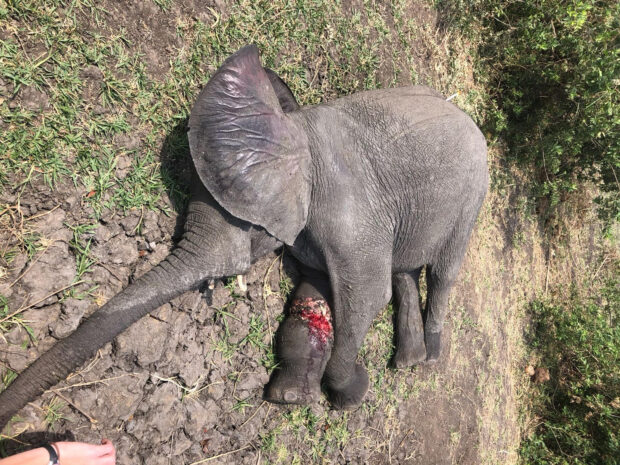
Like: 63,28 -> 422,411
236,274 -> 247,292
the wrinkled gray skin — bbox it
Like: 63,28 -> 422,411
0,45 -> 487,427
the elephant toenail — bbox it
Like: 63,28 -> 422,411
283,390 -> 298,402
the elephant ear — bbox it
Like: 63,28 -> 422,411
188,45 -> 311,245
264,68 -> 300,113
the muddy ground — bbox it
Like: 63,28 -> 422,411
0,1 -> 585,464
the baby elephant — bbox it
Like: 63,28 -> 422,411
0,45 -> 487,428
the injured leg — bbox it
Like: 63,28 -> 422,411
264,274 -> 333,404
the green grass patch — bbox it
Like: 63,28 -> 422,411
261,406 -> 356,463
0,0 -> 436,220
67,222 -> 97,280
521,276 -> 619,464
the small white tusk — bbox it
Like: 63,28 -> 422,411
446,92 -> 459,101
207,279 -> 215,290
236,274 -> 247,292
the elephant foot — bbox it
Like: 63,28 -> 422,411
393,331 -> 427,368
265,297 -> 333,405
326,363 -> 369,410
424,331 -> 442,364
264,365 -> 322,405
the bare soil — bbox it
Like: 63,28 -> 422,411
0,1 -> 576,464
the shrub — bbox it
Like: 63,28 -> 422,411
438,0 -> 619,227
521,279 -> 619,464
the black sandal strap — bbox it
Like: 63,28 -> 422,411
42,443 -> 59,465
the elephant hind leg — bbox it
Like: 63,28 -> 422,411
423,265 -> 457,364
392,268 -> 426,368
264,269 -> 332,405
424,212 -> 477,363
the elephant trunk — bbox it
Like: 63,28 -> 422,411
0,190 -> 251,429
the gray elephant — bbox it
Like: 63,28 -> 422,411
0,45 -> 487,428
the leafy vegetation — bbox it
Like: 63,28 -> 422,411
437,0 -> 619,228
521,277 -> 619,464
67,222 -> 97,281
435,1 -> 620,461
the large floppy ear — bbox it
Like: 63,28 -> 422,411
188,45 -> 311,245
264,68 -> 300,113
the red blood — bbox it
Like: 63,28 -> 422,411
289,297 -> 333,345
300,309 -> 333,344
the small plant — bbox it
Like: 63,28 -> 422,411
0,369 -> 17,393
211,334 -> 236,360
453,305 -> 477,333
232,397 -> 253,414
152,0 -> 173,11
278,275 -> 294,299
224,276 -> 243,300
67,223 -> 97,281
284,406 -> 320,436
0,294 -> 35,341
322,414 -> 351,450
211,304 -> 240,360
43,398 -> 66,429
260,425 -> 283,453
22,232 -> 43,259
240,315 -> 268,351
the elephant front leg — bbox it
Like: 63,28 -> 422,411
265,273 -> 333,405
392,270 -> 427,368
324,265 -> 392,410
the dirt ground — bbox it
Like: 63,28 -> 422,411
0,1 -> 582,464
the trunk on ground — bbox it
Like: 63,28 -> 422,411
0,190 -> 251,429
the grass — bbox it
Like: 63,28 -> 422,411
259,407 -> 356,463
212,274 -> 279,370
278,275 -> 294,300
211,303 -> 239,360
232,397 -> 254,415
0,205 -> 38,276
0,294 -> 35,341
67,222 -> 96,281
0,369 -> 16,394
43,398 -> 66,430
0,0 -> 478,213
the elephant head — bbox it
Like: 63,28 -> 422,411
0,45 -> 310,428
